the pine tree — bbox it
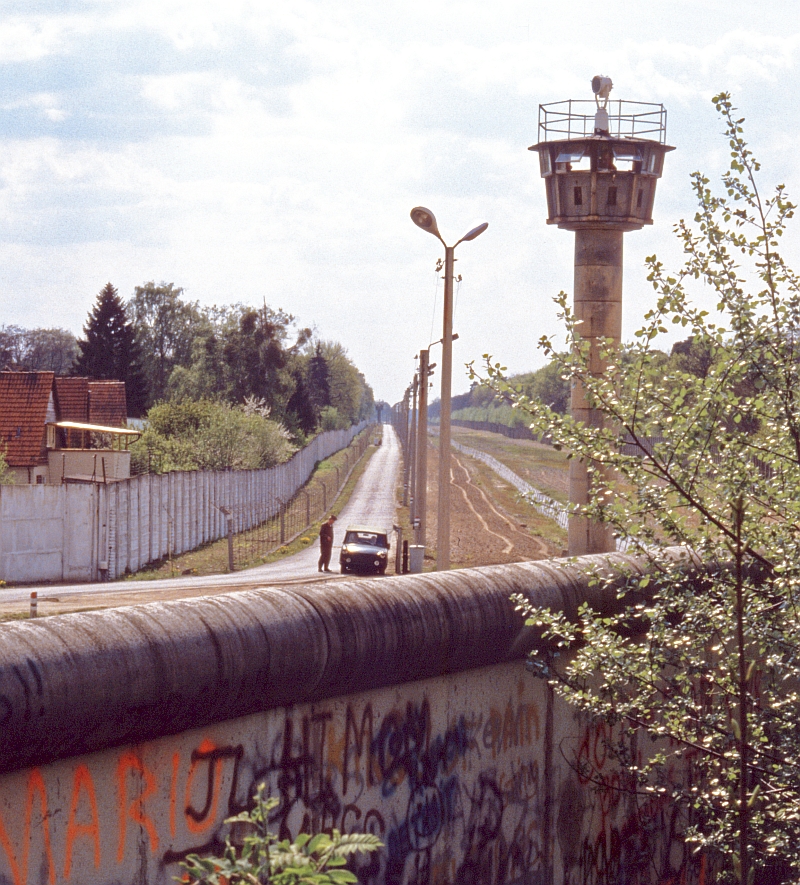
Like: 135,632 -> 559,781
307,342 -> 331,414
73,283 -> 148,417
285,367 -> 318,436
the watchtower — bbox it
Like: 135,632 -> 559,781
529,77 -> 674,555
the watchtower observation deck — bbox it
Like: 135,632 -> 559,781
529,99 -> 674,232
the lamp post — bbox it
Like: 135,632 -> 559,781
410,207 -> 488,571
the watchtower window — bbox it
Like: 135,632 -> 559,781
612,146 -> 642,173
607,187 -> 617,207
573,186 -> 583,206
637,189 -> 644,208
555,148 -> 589,172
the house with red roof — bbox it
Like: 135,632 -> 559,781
0,372 -> 138,484
0,372 -> 57,483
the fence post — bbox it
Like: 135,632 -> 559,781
220,506 -> 234,572
280,502 -> 286,545
322,481 -> 327,512
305,492 -> 311,526
394,526 -> 402,574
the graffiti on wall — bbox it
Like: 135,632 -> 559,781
0,661 -> 700,885
557,720 -> 703,885
0,665 -> 547,885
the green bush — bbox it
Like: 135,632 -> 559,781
0,447 -> 13,485
180,784 -> 381,885
131,400 -> 295,473
318,406 -> 350,432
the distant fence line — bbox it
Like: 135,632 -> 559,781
0,422 -> 369,584
453,419 -> 774,481
451,418 -> 540,440
231,428 -> 374,567
449,438 -> 570,530
104,422 -> 372,579
451,418 -> 668,455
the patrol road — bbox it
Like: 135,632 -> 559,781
0,426 -> 401,616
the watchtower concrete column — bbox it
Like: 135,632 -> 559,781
569,228 -> 622,555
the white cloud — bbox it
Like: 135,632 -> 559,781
0,0 -> 800,401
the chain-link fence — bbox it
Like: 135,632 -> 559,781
230,428 -> 374,568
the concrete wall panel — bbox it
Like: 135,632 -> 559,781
0,486 -> 66,582
0,424 -> 368,584
0,661 -> 583,885
64,484 -> 95,582
0,554 -> 698,885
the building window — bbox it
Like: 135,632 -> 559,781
573,186 -> 583,206
607,187 -> 617,207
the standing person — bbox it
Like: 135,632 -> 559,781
318,514 -> 336,573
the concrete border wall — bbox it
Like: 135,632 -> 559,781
0,422 -> 368,584
0,553 -> 704,885
4,556 -> 625,772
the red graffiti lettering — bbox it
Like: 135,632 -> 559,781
116,752 -> 160,861
0,769 -> 56,885
0,812 -> 22,885
64,764 -> 101,879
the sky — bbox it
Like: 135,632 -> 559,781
1,1 -> 800,405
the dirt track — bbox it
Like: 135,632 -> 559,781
421,439 -> 558,568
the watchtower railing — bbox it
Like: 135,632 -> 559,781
538,99 -> 668,143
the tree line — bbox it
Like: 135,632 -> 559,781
0,282 -> 374,439
442,336 -> 729,434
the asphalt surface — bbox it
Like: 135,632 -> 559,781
1,425 -> 401,606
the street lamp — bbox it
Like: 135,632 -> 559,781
410,206 -> 488,570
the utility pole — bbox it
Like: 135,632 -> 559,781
415,350 -> 430,547
401,386 -> 411,506
409,372 -> 418,526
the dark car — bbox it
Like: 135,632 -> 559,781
340,525 -> 390,575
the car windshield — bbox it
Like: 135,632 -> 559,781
345,531 -> 386,547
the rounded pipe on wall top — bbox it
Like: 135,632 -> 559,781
0,552 -> 673,774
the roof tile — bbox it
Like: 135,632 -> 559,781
54,377 -> 89,423
88,381 -> 127,428
0,372 -> 55,467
